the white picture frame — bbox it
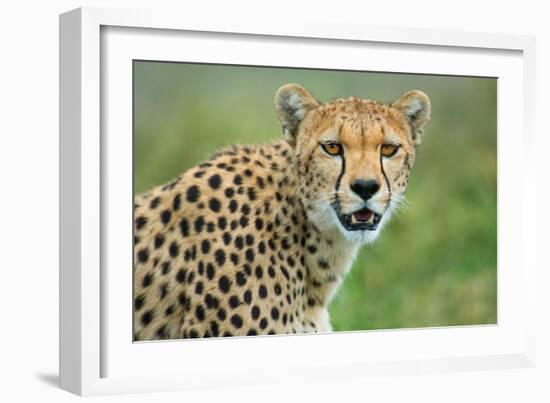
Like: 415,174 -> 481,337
59,6 -> 537,396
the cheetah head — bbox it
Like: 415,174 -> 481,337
275,83 -> 430,243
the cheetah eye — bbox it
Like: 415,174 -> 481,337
321,142 -> 342,156
381,144 -> 400,158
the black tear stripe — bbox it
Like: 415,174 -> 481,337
333,125 -> 346,213
334,152 -> 346,214
380,153 -> 391,202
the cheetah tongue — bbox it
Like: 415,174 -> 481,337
352,208 -> 374,223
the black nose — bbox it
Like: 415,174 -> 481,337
350,179 -> 380,200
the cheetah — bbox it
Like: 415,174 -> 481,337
133,83 -> 431,340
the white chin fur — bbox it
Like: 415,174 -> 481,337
306,200 -> 394,245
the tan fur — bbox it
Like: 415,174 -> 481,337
133,84 -> 430,340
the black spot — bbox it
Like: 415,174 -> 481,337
142,273 -> 153,288
247,329 -> 257,336
201,239 -> 211,254
137,248 -> 149,263
243,290 -> 252,305
159,283 -> 168,299
217,308 -> 227,321
155,324 -> 169,339
235,235 -> 244,250
259,318 -> 268,330
189,330 -> 199,338
176,269 -> 186,283
230,314 -> 243,329
208,174 -> 222,189
205,293 -> 219,309
195,281 -> 204,295
236,271 -> 247,286
245,249 -> 255,263
172,194 -> 181,211
271,307 -> 280,321
209,198 -> 221,212
141,310 -> 154,327
194,170 -> 205,178
218,216 -> 227,230
154,233 -> 165,249
233,175 -> 243,185
210,321 -> 219,336
251,305 -> 260,320
280,266 -> 290,280
245,234 -> 254,246
268,266 -> 276,278
194,216 -> 205,233
160,209 -> 171,224
169,242 -> 179,258
223,232 -> 232,245
318,259 -> 329,269
229,295 -> 240,308
134,294 -> 145,311
165,304 -> 175,316
254,265 -> 263,279
195,305 -> 205,321
241,204 -> 251,215
247,188 -> 256,201
258,241 -> 266,254
224,187 -> 235,198
186,185 -> 200,202
206,263 -> 215,280
206,222 -> 215,232
178,292 -> 187,307
230,220 -> 238,230
149,197 -> 160,209
218,275 -> 231,293
161,261 -> 171,275
230,253 -> 239,265
229,200 -> 238,213
274,283 -> 282,295
215,249 -> 226,266
307,245 -> 317,254
240,216 -> 249,228
258,285 -> 267,299
179,218 -> 190,237
135,216 -> 147,230
255,218 -> 264,230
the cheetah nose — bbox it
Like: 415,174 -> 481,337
350,179 -> 380,201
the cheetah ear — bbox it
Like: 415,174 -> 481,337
393,90 -> 431,145
274,84 -> 319,144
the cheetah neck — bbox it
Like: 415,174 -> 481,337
303,225 -> 361,309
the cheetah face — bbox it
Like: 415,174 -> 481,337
275,84 -> 430,243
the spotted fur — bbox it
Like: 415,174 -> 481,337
133,84 -> 430,340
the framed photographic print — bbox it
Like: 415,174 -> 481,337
59,6 -> 537,396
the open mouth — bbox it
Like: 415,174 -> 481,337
337,207 -> 382,231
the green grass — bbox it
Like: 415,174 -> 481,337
134,61 -> 497,331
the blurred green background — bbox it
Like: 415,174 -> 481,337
134,61 -> 497,331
